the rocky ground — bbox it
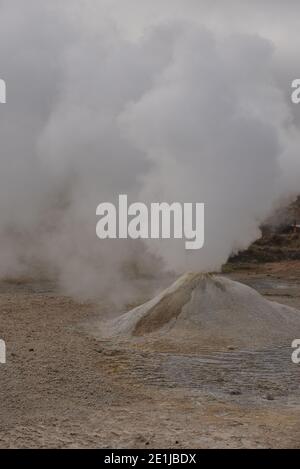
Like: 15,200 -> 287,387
0,261 -> 300,448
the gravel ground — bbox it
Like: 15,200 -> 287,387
0,262 -> 299,448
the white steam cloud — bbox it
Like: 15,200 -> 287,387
0,0 -> 299,303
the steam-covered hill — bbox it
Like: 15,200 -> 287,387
229,196 -> 300,264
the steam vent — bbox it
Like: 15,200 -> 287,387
110,273 -> 300,348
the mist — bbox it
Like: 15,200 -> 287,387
0,0 -> 300,304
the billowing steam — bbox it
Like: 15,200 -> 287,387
0,0 -> 299,303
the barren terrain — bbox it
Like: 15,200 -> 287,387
0,261 -> 300,448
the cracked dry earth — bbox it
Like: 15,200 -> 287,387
0,262 -> 300,448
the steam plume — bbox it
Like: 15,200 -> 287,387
0,1 -> 299,303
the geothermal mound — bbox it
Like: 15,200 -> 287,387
110,273 -> 300,347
